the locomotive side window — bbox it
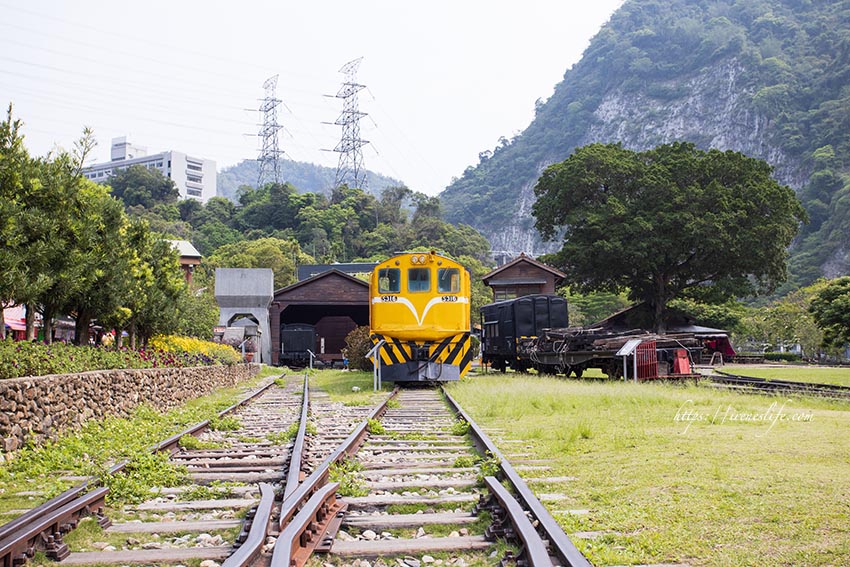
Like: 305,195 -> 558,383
378,268 -> 401,293
437,268 -> 460,293
407,268 -> 431,292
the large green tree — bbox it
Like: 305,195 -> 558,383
122,220 -> 188,346
0,105 -> 36,338
809,277 -> 850,349
533,142 -> 807,332
107,164 -> 179,209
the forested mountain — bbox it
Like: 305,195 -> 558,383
440,0 -> 850,290
217,159 -> 402,201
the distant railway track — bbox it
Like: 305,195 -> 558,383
1,377 -> 591,567
709,370 -> 850,400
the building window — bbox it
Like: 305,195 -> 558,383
187,188 -> 202,197
187,175 -> 203,183
187,163 -> 202,171
494,288 -> 517,301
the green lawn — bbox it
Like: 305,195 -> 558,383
720,364 -> 850,387
447,373 -> 850,567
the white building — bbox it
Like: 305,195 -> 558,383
83,137 -> 216,202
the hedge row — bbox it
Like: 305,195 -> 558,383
0,335 -> 240,379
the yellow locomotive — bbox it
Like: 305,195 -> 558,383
369,251 -> 472,382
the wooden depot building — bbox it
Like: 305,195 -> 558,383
481,253 -> 565,301
269,269 -> 369,367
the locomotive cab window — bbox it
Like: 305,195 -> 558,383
407,268 -> 431,292
378,268 -> 401,293
437,268 -> 460,293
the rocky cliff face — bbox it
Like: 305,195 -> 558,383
443,0 -> 850,284
489,59 -> 809,257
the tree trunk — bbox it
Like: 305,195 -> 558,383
0,307 -> 5,340
42,306 -> 55,344
74,311 -> 91,345
25,304 -> 36,341
129,321 -> 137,350
115,327 -> 124,349
653,300 -> 666,334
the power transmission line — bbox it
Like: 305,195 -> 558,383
257,75 -> 283,187
330,57 -> 369,190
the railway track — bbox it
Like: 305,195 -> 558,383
1,376 -> 591,567
709,370 -> 850,399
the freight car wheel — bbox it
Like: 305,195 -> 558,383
604,362 -> 623,380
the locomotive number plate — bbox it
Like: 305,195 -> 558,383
441,296 -> 459,302
381,295 -> 398,302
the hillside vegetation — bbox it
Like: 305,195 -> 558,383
217,158 -> 402,202
440,0 -> 850,289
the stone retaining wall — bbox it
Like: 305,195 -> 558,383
0,363 -> 260,456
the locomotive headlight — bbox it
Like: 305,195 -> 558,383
419,255 -> 426,263
411,255 -> 419,264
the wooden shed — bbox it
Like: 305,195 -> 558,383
482,253 -> 565,301
269,269 -> 369,366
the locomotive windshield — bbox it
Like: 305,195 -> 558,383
438,268 -> 460,293
408,268 -> 431,292
378,268 -> 400,293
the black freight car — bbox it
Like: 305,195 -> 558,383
480,294 -> 568,372
279,323 -> 316,367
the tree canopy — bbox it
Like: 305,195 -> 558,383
809,277 -> 850,349
533,142 -> 807,331
0,109 -> 198,345
108,164 -> 179,208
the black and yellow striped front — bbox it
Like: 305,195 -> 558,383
371,332 -> 472,382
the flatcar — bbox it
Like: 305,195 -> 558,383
481,294 -> 703,378
370,251 -> 472,382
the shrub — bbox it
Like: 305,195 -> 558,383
344,326 -> 374,371
763,352 -> 803,362
149,335 -> 240,364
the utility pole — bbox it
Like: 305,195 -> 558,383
257,74 -> 283,187
331,57 -> 369,190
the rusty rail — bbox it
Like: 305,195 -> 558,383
270,387 -> 399,567
442,388 -> 591,567
221,483 -> 276,567
482,477 -> 553,567
284,374 -> 310,500
712,370 -> 850,399
0,487 -> 109,567
272,483 -> 346,567
224,373 -> 309,566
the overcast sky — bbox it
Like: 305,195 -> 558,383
1,1 -> 623,195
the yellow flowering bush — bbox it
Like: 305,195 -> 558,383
149,335 -> 241,365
